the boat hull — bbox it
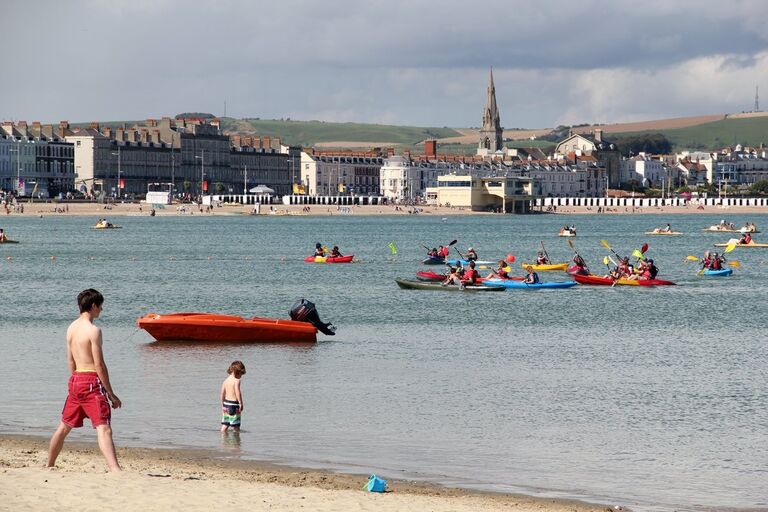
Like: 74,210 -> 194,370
714,242 -> 768,248
573,274 -> 676,286
482,280 -> 577,289
0,240 -> 20,244
644,231 -> 684,235
395,278 -> 504,291
521,262 -> 569,271
304,255 -> 354,263
445,259 -> 497,266
137,313 -> 318,342
421,256 -> 446,265
702,268 -> 733,276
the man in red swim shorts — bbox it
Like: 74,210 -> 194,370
47,289 -> 122,472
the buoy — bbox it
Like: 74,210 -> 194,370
50,256 -> 56,261
505,253 -> 516,263
6,256 -> 11,261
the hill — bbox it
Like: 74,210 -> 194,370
220,118 -> 461,148
616,115 -> 768,151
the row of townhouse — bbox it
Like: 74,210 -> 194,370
0,121 -> 75,197
67,118 -> 298,198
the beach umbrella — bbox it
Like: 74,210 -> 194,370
249,185 -> 275,194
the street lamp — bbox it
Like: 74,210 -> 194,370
242,164 -> 247,194
111,146 -> 121,198
195,149 -> 205,198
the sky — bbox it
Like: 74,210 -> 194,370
2,0 -> 768,129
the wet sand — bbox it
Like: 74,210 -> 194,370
0,435 -> 612,512
5,200 -> 768,218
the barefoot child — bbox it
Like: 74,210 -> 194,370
221,361 -> 246,432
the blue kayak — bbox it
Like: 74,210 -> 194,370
422,256 -> 445,265
482,279 -> 577,289
446,259 -> 497,266
702,268 -> 733,277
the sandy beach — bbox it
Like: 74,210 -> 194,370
0,435 -> 611,512
4,199 -> 768,219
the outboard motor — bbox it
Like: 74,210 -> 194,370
290,298 -> 336,335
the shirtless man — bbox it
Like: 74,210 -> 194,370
47,289 -> 122,472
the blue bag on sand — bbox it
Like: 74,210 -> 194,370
364,474 -> 387,492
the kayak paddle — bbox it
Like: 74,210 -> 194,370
600,239 -> 623,261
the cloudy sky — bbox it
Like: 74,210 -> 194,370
2,0 -> 768,128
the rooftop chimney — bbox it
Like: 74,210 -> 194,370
594,129 -> 603,142
425,139 -> 437,158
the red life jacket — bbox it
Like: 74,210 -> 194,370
462,268 -> 477,283
711,258 -> 722,270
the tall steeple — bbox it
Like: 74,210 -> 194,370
478,68 -> 503,153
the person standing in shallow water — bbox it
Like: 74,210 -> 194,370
47,289 -> 122,472
221,361 -> 246,433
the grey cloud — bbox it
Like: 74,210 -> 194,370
2,0 -> 768,127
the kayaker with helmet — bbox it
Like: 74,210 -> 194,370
329,246 -> 343,258
486,259 -> 510,280
314,243 -> 326,257
536,251 -> 549,265
523,265 -> 539,284
461,247 -> 478,261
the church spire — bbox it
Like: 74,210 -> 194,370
478,67 -> 503,153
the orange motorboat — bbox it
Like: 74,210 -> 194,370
137,313 -> 319,343
137,300 -> 336,343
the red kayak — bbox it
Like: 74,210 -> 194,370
304,255 -> 354,263
573,274 -> 676,286
416,270 -> 523,282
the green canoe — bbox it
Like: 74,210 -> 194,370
395,278 -> 505,292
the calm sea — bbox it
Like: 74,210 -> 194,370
0,211 -> 766,511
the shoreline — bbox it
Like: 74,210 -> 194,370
0,434 -> 612,512
2,200 -> 768,218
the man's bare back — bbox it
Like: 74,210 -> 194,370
67,317 -> 102,371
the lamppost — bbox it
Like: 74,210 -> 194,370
288,157 -> 295,190
243,164 -> 247,194
194,149 -> 205,199
111,146 -> 121,198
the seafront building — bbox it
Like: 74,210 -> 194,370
300,149 -> 384,196
64,117 -> 294,199
0,121 -> 75,197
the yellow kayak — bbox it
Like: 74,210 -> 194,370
521,262 -> 568,271
714,241 -> 768,248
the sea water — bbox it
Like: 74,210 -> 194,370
0,211 -> 766,512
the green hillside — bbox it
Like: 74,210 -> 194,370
622,116 -> 768,151
220,118 -> 461,147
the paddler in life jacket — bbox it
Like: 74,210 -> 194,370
441,263 -> 464,286
710,252 -> 724,270
701,251 -> 712,269
523,265 -> 540,284
461,247 -> 478,262
428,247 -> 440,258
618,257 -> 634,278
329,245 -> 343,258
571,254 -> 589,275
536,251 -> 549,265
438,245 -> 450,258
460,261 -> 478,286
486,259 -> 510,280
314,243 -> 326,257
739,232 -> 752,245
